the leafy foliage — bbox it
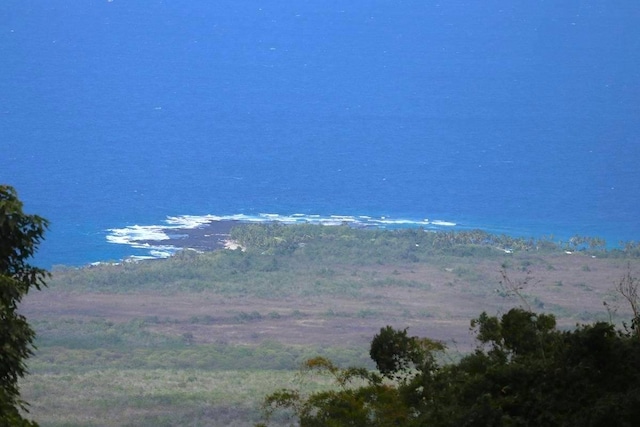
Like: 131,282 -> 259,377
369,326 -> 444,380
0,185 -> 49,426
615,264 -> 640,339
259,309 -> 640,426
259,356 -> 408,427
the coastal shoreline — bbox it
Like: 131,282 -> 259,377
105,213 -> 624,264
106,213 -> 457,262
136,220 -> 241,252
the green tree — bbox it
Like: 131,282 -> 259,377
258,356 -> 411,427
0,185 -> 49,426
370,326 -> 444,380
615,264 -> 640,339
258,309 -> 640,427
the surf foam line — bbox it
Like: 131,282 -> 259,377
106,213 -> 458,261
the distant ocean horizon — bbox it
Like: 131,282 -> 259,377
2,1 -> 639,268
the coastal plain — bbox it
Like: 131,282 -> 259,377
20,223 -> 640,426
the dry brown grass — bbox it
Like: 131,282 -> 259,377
23,252 -> 637,352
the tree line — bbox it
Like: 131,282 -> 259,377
230,222 -> 638,260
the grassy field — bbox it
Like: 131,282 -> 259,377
19,225 -> 640,426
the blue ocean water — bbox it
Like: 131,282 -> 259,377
1,1 -> 639,267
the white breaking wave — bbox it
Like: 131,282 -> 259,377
106,225 -> 171,245
430,220 -> 457,226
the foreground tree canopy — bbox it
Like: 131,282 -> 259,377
0,185 -> 49,426
259,308 -> 640,427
